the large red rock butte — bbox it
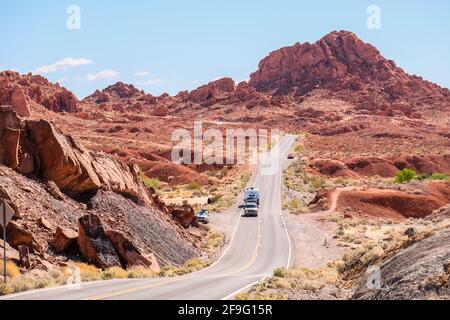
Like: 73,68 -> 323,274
249,30 -> 450,110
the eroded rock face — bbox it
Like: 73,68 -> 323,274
353,230 -> 450,300
77,214 -> 121,269
2,107 -> 148,204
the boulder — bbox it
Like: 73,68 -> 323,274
77,214 -> 121,269
0,221 -> 40,253
0,241 -> 20,262
106,230 -> 160,271
39,217 -> 53,230
151,105 -> 169,117
167,204 -> 198,228
188,78 -> 235,103
52,227 -> 78,253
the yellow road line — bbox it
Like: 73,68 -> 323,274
82,279 -> 179,300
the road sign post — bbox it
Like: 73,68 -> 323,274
1,200 -> 16,283
3,204 -> 5,283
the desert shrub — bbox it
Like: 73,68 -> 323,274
394,168 -> 417,184
185,182 -> 202,191
140,176 -> 160,189
309,176 -> 325,189
0,260 -> 21,278
240,172 -> 251,186
235,292 -> 249,300
273,267 -> 287,278
430,173 -> 450,181
184,258 -> 206,272
295,145 -> 304,154
0,282 -> 13,295
206,230 -> 224,249
102,266 -> 128,280
75,263 -> 102,281
270,277 -> 292,289
127,266 -> 155,279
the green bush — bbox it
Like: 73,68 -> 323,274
394,168 -> 417,184
430,173 -> 450,181
185,182 -> 202,191
140,176 -> 160,189
273,267 -> 287,278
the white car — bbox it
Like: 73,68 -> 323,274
240,202 -> 258,217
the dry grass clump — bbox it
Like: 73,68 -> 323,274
126,266 -> 155,279
0,262 -> 162,296
0,260 -> 21,278
237,266 -> 339,300
75,263 -> 102,282
102,266 -> 129,280
158,258 -> 208,277
204,229 -> 225,249
0,267 -> 72,296
283,198 -> 308,214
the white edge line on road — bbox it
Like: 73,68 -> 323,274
221,277 -> 269,301
0,277 -> 140,300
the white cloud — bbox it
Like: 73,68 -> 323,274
134,71 -> 150,77
136,78 -> 163,86
86,69 -> 119,81
35,57 -> 93,73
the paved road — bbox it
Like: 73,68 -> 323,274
1,135 -> 297,300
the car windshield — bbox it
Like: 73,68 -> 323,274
245,204 -> 257,209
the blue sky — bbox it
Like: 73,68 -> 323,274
1,1 -> 449,98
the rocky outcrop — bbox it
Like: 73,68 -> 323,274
106,230 -> 160,271
0,106 -> 150,202
77,214 -> 121,269
88,190 -> 199,266
101,82 -> 142,99
353,230 -> 450,300
187,77 -> 236,103
0,71 -> 79,113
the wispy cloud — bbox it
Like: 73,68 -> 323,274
86,69 -> 119,81
35,57 -> 93,73
136,78 -> 163,86
134,71 -> 150,77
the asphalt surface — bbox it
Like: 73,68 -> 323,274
1,135 -> 297,300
